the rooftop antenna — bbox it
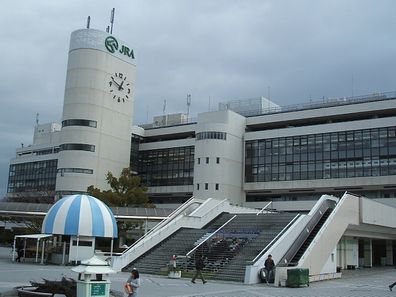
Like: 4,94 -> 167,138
163,99 -> 167,115
86,16 -> 91,29
186,94 -> 191,121
163,99 -> 167,125
110,8 -> 115,34
35,113 -> 39,126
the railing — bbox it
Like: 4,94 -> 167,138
112,198 -> 231,270
136,91 -> 396,128
251,214 -> 301,263
256,202 -> 272,215
186,215 -> 237,257
245,91 -> 396,117
119,196 -> 197,256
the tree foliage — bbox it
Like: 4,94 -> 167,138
87,168 -> 153,208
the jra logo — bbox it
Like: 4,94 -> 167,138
105,36 -> 134,59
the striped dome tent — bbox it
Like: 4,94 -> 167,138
41,194 -> 118,238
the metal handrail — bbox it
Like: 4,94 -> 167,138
185,215 -> 237,257
256,201 -> 272,215
251,214 -> 301,263
119,196 -> 197,255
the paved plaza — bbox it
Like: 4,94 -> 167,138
0,247 -> 395,297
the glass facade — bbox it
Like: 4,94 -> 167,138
130,134 -> 142,173
7,159 -> 58,193
245,126 -> 396,182
139,146 -> 194,186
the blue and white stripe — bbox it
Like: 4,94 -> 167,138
42,195 -> 118,238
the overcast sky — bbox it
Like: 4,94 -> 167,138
0,0 -> 395,198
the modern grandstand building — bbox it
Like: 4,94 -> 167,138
4,26 -> 396,284
5,27 -> 396,212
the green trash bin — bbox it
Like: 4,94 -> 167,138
286,268 -> 309,287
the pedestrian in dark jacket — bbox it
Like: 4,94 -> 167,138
191,254 -> 207,284
264,254 -> 275,284
15,243 -> 24,263
390,280 -> 396,291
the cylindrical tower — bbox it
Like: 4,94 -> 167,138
193,110 -> 246,205
56,29 -> 136,196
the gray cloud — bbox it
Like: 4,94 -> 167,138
1,0 -> 395,197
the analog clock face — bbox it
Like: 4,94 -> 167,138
108,72 -> 131,103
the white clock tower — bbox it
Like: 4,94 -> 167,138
55,29 -> 136,196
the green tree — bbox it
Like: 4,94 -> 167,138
87,168 -> 154,249
87,168 -> 153,208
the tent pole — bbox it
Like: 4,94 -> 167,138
62,241 -> 66,265
110,238 -> 114,257
35,239 -> 39,263
23,239 -> 27,261
12,237 -> 16,262
76,236 -> 80,264
40,240 -> 45,264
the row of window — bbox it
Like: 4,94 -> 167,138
57,168 -> 94,175
60,143 -> 95,152
138,146 -> 195,186
245,126 -> 396,182
197,183 -> 220,191
197,157 -> 220,164
62,119 -> 97,128
7,160 -> 58,193
196,131 -> 227,141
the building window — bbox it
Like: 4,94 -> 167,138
205,183 -> 208,190
62,119 -> 97,128
206,157 -> 209,164
138,146 -> 194,187
245,126 -> 396,183
198,158 -> 200,164
57,168 -> 93,175
197,183 -> 200,190
215,183 -> 219,190
196,131 -> 227,141
216,157 -> 220,164
7,159 -> 58,196
60,143 -> 95,152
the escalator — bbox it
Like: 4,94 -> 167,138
289,208 -> 333,265
278,199 -> 336,267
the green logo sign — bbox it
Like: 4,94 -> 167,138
105,36 -> 118,53
105,36 -> 134,59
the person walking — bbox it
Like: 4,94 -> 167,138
390,280 -> 396,291
125,268 -> 140,296
264,254 -> 275,284
191,254 -> 207,284
15,243 -> 24,263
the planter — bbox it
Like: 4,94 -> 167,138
168,271 -> 181,279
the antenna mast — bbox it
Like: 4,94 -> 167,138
35,113 -> 39,126
110,8 -> 115,34
186,94 -> 191,121
163,99 -> 167,126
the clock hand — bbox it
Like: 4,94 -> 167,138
111,77 -> 121,88
118,80 -> 125,91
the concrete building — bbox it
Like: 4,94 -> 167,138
6,28 -> 396,212
4,26 -> 396,283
